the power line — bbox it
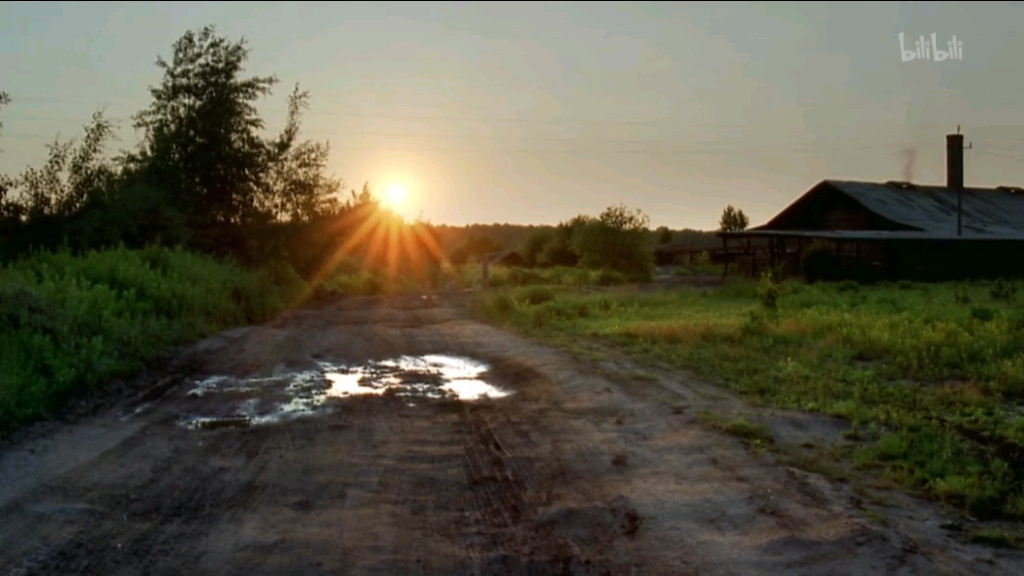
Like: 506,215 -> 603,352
0,131 -> 907,155
5,95 -> 1017,130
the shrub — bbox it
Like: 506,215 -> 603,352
992,278 -> 1018,301
1009,309 -> 1024,333
954,285 -> 972,306
0,247 -> 300,435
570,204 -> 654,277
970,306 -> 996,323
595,269 -> 627,286
489,292 -> 516,315
758,270 -> 780,310
836,280 -> 860,293
518,286 -> 555,306
508,267 -> 543,286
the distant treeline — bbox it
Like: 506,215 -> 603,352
433,224 -> 720,264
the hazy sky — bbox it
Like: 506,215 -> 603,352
2,2 -> 1023,229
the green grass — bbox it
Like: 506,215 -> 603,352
471,278 -> 1024,520
454,264 -> 633,288
0,246 -> 306,435
967,527 -> 1024,549
697,410 -> 775,453
310,264 -> 632,299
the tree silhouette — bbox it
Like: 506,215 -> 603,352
128,26 -> 277,229
719,205 -> 749,232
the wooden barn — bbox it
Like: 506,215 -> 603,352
719,131 -> 1024,280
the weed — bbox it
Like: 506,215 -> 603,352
864,510 -> 891,526
971,306 -> 996,323
489,293 -> 516,315
991,278 -> 1018,301
758,270 -> 780,310
518,286 -> 555,306
595,269 -> 627,286
699,411 -> 774,445
836,280 -> 860,293
968,528 -> 1024,549
954,285 -> 972,306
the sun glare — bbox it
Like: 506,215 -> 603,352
386,184 -> 408,208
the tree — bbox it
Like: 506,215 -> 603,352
0,91 -> 14,217
656,226 -> 672,244
128,25 -> 278,229
570,204 -> 654,278
719,205 -> 749,232
522,229 -> 553,267
450,234 -> 503,265
261,84 -> 342,222
15,110 -> 117,219
538,216 -> 587,267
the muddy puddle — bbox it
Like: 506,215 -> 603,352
180,355 -> 511,429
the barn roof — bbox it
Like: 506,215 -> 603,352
748,180 -> 1024,237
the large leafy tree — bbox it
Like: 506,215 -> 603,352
130,26 -> 277,228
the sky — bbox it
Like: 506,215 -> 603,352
2,1 -> 1024,230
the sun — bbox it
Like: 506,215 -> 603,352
386,184 -> 408,208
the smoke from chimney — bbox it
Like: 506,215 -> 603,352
900,147 -> 917,182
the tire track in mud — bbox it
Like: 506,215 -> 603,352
458,400 -> 643,576
9,422 -> 276,576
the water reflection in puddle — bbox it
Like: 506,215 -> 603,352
180,355 -> 510,429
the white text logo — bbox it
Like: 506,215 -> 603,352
898,32 -> 963,62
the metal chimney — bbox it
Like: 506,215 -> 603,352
946,132 -> 964,190
947,128 -> 965,236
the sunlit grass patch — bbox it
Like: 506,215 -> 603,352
470,278 -> 1024,520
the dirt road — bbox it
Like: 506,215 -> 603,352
2,294 -> 1022,575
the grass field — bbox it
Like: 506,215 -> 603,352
472,276 -> 1024,521
0,247 -> 306,435
312,263 -> 634,299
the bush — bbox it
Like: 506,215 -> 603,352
954,285 -> 972,306
595,269 -> 627,286
489,291 -> 516,313
992,278 -> 1018,301
518,286 -> 555,306
836,280 -> 860,293
0,247 -> 302,435
1009,309 -> 1024,333
758,270 -> 780,310
570,204 -> 654,277
508,267 -> 544,286
971,306 -> 996,323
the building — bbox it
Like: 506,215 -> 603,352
719,131 -> 1024,280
